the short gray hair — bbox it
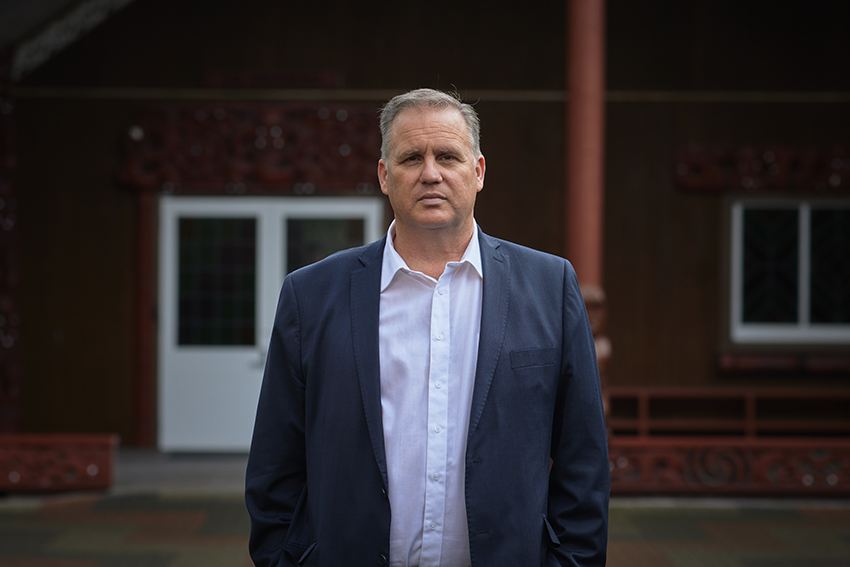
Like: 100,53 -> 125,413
379,88 -> 481,161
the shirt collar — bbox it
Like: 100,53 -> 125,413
380,220 -> 483,292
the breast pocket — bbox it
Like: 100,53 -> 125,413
510,347 -> 556,369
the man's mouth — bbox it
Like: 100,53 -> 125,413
419,193 -> 446,204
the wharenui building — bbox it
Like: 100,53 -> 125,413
1,0 -> 848,494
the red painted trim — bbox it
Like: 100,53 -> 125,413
719,352 -> 850,374
0,48 -> 22,433
133,192 -> 156,446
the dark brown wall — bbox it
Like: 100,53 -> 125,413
604,103 -> 723,386
18,99 -> 139,436
608,1 -> 850,92
25,0 -> 567,90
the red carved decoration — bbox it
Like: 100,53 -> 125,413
607,387 -> 850,494
610,438 -> 850,494
0,434 -> 118,492
119,103 -> 382,195
0,48 -> 21,433
675,145 -> 850,194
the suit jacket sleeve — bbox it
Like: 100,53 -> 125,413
245,275 -> 306,567
548,261 -> 610,566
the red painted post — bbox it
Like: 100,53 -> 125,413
565,0 -> 606,287
566,0 -> 611,418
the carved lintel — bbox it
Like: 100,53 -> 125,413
118,102 -> 382,196
675,145 -> 850,194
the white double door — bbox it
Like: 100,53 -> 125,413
158,196 -> 385,451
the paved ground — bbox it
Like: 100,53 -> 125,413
1,450 -> 849,566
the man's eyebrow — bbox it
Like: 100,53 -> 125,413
395,145 -> 463,159
396,147 -> 422,159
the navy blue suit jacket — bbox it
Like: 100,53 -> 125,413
246,229 -> 609,567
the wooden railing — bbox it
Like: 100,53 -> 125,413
608,387 -> 850,438
606,387 -> 850,495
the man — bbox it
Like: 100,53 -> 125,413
246,88 -> 609,567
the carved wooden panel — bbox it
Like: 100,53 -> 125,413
675,146 -> 850,194
0,434 -> 118,492
610,438 -> 850,494
119,102 -> 382,195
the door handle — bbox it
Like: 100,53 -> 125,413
251,348 -> 268,369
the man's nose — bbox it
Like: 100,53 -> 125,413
420,157 -> 443,183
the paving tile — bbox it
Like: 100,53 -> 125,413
0,525 -> 64,557
607,541 -> 675,567
2,492 -> 850,567
742,559 -> 850,567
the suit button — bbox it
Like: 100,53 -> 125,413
377,553 -> 388,565
381,487 -> 388,499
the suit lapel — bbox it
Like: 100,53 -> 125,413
468,230 -> 510,441
350,237 -> 389,488
350,231 -> 509,482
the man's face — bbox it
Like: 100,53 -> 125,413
378,107 -> 485,235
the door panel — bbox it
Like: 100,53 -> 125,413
159,196 -> 384,451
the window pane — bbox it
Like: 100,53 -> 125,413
287,218 -> 365,273
810,208 -> 850,324
742,208 -> 798,323
178,218 -> 256,345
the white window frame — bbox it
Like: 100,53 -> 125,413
730,199 -> 850,344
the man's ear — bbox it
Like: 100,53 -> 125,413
475,155 -> 486,192
378,159 -> 389,195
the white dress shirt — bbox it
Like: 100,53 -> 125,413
379,222 -> 483,567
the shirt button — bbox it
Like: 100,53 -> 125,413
434,426 -> 441,433
435,333 -> 443,341
429,523 -> 437,531
433,474 -> 440,481
438,288 -> 445,295
435,381 -> 442,389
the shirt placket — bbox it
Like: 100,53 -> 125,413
419,269 -> 452,566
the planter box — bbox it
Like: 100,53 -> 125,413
0,434 -> 119,492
